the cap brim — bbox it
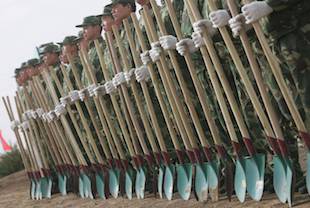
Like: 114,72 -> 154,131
75,24 -> 86,28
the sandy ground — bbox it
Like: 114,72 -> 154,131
0,169 -> 309,208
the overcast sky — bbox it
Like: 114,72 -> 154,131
0,0 -> 112,153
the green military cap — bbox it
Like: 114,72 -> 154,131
58,35 -> 78,46
14,68 -> 22,76
76,15 -> 101,28
98,3 -> 113,17
40,43 -> 60,54
20,62 -> 29,69
111,0 -> 135,5
27,58 -> 41,67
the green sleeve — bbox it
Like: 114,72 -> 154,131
265,0 -> 302,11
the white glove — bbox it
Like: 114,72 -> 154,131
140,51 -> 151,65
193,19 -> 217,37
79,88 -> 89,101
69,90 -> 80,102
112,72 -> 126,87
36,108 -> 44,118
31,111 -> 38,119
242,1 -> 273,24
191,31 -> 204,48
46,111 -> 56,123
87,84 -> 97,97
159,35 -> 177,50
149,42 -> 162,62
176,38 -> 198,56
104,81 -> 117,94
54,104 -> 66,117
93,85 -> 106,97
60,95 -> 71,107
209,10 -> 231,28
135,65 -> 150,82
10,120 -> 20,131
124,68 -> 136,83
20,121 -> 30,131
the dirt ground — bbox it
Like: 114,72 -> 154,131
0,170 -> 309,208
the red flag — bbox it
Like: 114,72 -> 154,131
0,130 -> 12,152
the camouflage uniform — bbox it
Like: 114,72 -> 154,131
258,0 -> 310,186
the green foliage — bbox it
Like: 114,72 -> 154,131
0,145 -> 24,178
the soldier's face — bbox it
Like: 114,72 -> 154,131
63,45 -> 78,59
112,3 -> 131,23
102,16 -> 114,32
26,67 -> 35,78
43,52 -> 59,66
59,52 -> 68,64
84,25 -> 101,41
136,0 -> 149,6
78,39 -> 89,52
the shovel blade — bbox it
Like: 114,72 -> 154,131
57,173 -> 67,196
82,173 -> 93,199
31,180 -> 36,200
79,175 -> 85,198
138,168 -> 146,199
235,159 -> 247,203
195,163 -> 208,202
207,160 -> 219,189
164,164 -> 175,200
307,152 -> 310,195
176,163 -> 192,200
126,169 -> 133,199
284,157 -> 294,207
273,155 -> 288,203
246,154 -> 265,201
109,169 -> 120,199
35,180 -> 42,200
96,172 -> 105,199
158,166 -> 164,199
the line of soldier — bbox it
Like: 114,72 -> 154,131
8,0 -> 310,203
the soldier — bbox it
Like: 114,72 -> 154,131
229,0 -> 309,193
76,15 -> 105,84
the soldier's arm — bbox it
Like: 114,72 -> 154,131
265,0 -> 302,11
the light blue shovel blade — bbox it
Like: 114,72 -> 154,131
138,168 -> 146,199
284,158 -> 293,207
57,173 -> 67,196
47,178 -> 52,198
126,169 -> 133,199
177,163 -> 192,200
79,175 -> 85,198
40,177 -> 48,198
245,154 -> 265,201
207,160 -> 219,190
164,164 -> 175,200
109,168 -> 120,198
31,180 -> 36,200
135,169 -> 140,199
82,173 -> 93,199
235,159 -> 247,203
158,166 -> 164,199
195,163 -> 208,201
35,180 -> 42,200
96,172 -> 105,199
307,152 -> 310,195
273,155 -> 288,203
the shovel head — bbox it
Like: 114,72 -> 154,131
176,163 -> 192,200
40,177 -> 52,198
138,168 -> 146,199
125,168 -> 134,199
195,162 -> 208,202
273,155 -> 288,203
109,168 -> 120,198
78,175 -> 85,198
158,165 -> 164,199
31,179 -> 36,200
96,172 -> 105,199
82,173 -> 93,199
246,154 -> 265,201
284,157 -> 294,207
235,159 -> 247,203
35,180 -> 42,200
164,164 -> 175,200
